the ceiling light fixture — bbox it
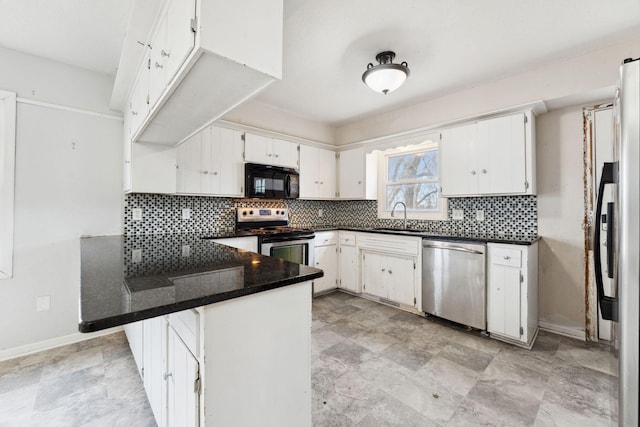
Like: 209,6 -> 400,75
362,51 -> 410,95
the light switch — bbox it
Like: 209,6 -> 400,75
182,208 -> 191,220
132,249 -> 142,263
132,208 -> 142,221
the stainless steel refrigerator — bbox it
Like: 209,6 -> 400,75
594,57 -> 639,426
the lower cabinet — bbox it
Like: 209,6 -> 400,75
124,320 -> 144,378
313,231 -> 338,295
128,281 -> 313,426
358,233 -> 420,310
338,231 -> 359,293
487,242 -> 539,348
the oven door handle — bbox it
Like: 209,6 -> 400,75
262,235 -> 315,244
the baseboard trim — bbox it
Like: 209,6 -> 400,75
0,326 -> 123,362
539,321 -> 586,341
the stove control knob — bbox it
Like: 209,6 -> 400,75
276,210 -> 280,215
249,210 -> 254,215
242,211 -> 247,216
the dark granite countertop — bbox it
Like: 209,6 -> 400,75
311,226 -> 538,245
79,234 -> 323,333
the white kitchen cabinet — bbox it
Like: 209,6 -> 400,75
440,111 -> 535,197
130,0 -> 282,146
244,133 -> 299,168
125,141 -> 177,194
487,242 -> 538,348
338,231 -> 359,293
299,145 -> 337,199
124,321 -> 144,378
211,236 -> 258,252
176,125 -> 244,196
313,231 -> 338,295
337,147 -> 377,200
359,233 -> 420,310
167,325 -> 200,427
143,316 -> 168,427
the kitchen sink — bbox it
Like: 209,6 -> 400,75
368,227 -> 424,233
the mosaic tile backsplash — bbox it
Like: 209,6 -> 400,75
125,194 -> 537,239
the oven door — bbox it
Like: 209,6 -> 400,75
260,236 -> 315,266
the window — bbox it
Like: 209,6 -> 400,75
0,90 -> 16,279
377,137 -> 447,221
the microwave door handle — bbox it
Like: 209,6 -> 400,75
593,162 -> 618,322
606,202 -> 615,279
285,174 -> 291,198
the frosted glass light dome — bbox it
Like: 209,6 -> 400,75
362,51 -> 410,95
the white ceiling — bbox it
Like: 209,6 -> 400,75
0,0 -> 638,126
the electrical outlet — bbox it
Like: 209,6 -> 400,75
476,210 -> 485,221
132,249 -> 142,263
182,208 -> 191,220
132,208 -> 142,221
36,295 -> 50,312
182,245 -> 190,257
452,209 -> 464,220
318,209 -> 323,218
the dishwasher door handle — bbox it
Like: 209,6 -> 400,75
422,244 -> 484,255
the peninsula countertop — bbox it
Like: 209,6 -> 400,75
79,234 -> 323,333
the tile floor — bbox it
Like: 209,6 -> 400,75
0,290 -> 618,426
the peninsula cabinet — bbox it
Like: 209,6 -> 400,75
359,233 -> 420,311
176,125 -> 244,196
440,111 -> 535,197
128,0 -> 283,146
487,242 -> 539,348
299,145 -> 337,199
243,133 -> 299,168
313,231 -> 338,295
131,282 -> 312,427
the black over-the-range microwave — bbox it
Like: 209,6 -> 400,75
245,163 -> 300,199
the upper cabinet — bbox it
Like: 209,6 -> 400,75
440,111 -> 535,197
244,133 -> 299,168
127,0 -> 283,146
176,125 -> 244,196
337,147 -> 377,200
299,145 -> 337,199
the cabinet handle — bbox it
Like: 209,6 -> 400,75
161,49 -> 170,57
471,170 -> 477,175
381,268 -> 385,272
213,171 -> 218,175
131,110 -> 138,116
202,171 -> 209,175
503,256 -> 510,260
164,372 -> 172,380
358,180 -> 362,184
275,154 -> 279,158
268,153 -> 272,157
481,169 -> 487,174
315,262 -> 320,265
388,270 -> 392,274
314,181 -> 318,184
155,61 -> 163,69
320,181 -> 324,184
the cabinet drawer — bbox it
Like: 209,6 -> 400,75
490,247 -> 522,267
339,232 -> 356,246
315,231 -> 338,246
168,308 -> 200,357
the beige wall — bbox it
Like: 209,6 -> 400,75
536,105 -> 591,337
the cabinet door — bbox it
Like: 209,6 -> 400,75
129,60 -> 150,138
167,327 -> 199,427
488,264 -> 521,340
299,145 -> 319,198
440,123 -> 477,196
338,245 -> 358,293
183,131 -> 203,194
362,251 -> 386,299
313,245 -> 338,294
175,141 -> 187,193
214,127 -> 244,196
164,0 -> 196,86
477,113 -> 527,195
149,12 -> 168,110
385,255 -> 416,307
143,317 -> 168,427
124,321 -> 144,378
317,147 -> 336,199
244,133 -> 270,165
338,147 -> 365,199
272,138 -> 299,168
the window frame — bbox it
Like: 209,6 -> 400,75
376,139 -> 448,221
0,90 -> 16,280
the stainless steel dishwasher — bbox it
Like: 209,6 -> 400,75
422,239 -> 486,330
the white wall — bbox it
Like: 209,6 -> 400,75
0,47 -> 123,357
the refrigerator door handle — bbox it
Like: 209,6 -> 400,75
594,162 -> 618,322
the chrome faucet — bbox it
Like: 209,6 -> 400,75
391,201 -> 407,229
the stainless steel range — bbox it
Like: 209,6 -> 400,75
237,208 -> 315,266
